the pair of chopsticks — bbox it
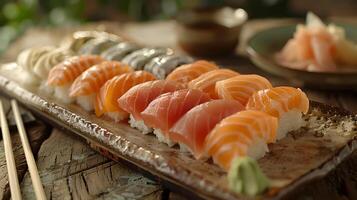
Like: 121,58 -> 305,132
0,99 -> 46,200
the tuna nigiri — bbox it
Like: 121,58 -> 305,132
69,61 -> 133,111
188,69 -> 239,99
95,71 -> 156,122
215,74 -> 273,105
205,110 -> 278,171
169,99 -> 244,158
166,60 -> 219,87
118,80 -> 183,134
141,89 -> 211,146
47,55 -> 104,103
246,86 -> 309,139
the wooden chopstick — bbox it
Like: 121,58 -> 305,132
11,100 -> 47,200
0,100 -> 22,200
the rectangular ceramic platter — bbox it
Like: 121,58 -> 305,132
0,71 -> 356,200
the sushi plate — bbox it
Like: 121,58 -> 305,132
0,69 -> 357,199
247,23 -> 357,90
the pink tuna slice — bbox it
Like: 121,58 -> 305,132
118,80 -> 182,120
169,99 -> 245,159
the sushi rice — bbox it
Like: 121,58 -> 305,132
246,137 -> 269,160
277,109 -> 305,139
154,129 -> 176,147
129,114 -> 153,134
105,112 -> 129,122
76,94 -> 96,111
54,84 -> 74,104
38,81 -> 54,96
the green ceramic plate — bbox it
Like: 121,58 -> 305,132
247,23 -> 357,90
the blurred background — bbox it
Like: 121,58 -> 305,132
1,0 -> 357,55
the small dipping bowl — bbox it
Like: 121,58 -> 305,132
176,7 -> 248,57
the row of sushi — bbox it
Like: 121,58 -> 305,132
15,31 -> 310,172
46,56 -> 308,171
16,31 -> 193,92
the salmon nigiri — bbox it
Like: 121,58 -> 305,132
95,71 -> 156,122
69,61 -> 133,111
166,60 -> 219,87
169,99 -> 244,158
47,55 -> 104,103
141,89 -> 211,146
215,74 -> 273,105
205,110 -> 278,171
188,69 -> 239,99
246,86 -> 309,139
118,80 -> 183,134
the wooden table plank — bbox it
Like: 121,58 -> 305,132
20,129 -> 163,200
0,121 -> 49,200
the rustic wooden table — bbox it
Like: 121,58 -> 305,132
0,20 -> 356,200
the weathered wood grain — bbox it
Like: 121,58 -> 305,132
0,121 -> 49,200
168,192 -> 188,200
20,129 -> 163,200
305,90 -> 357,113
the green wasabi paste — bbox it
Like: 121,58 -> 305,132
228,157 -> 270,196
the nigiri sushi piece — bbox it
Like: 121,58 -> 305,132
188,69 -> 239,99
33,48 -> 73,79
246,86 -> 309,139
47,55 -> 104,103
166,60 -> 219,87
118,80 -> 182,134
16,46 -> 56,89
205,110 -> 278,171
95,71 -> 156,122
215,74 -> 273,105
143,55 -> 193,79
69,61 -> 133,111
122,47 -> 172,70
34,48 -> 74,95
169,99 -> 245,158
101,42 -> 140,61
79,37 -> 120,55
61,31 -> 121,52
141,89 -> 211,146
17,46 -> 55,74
